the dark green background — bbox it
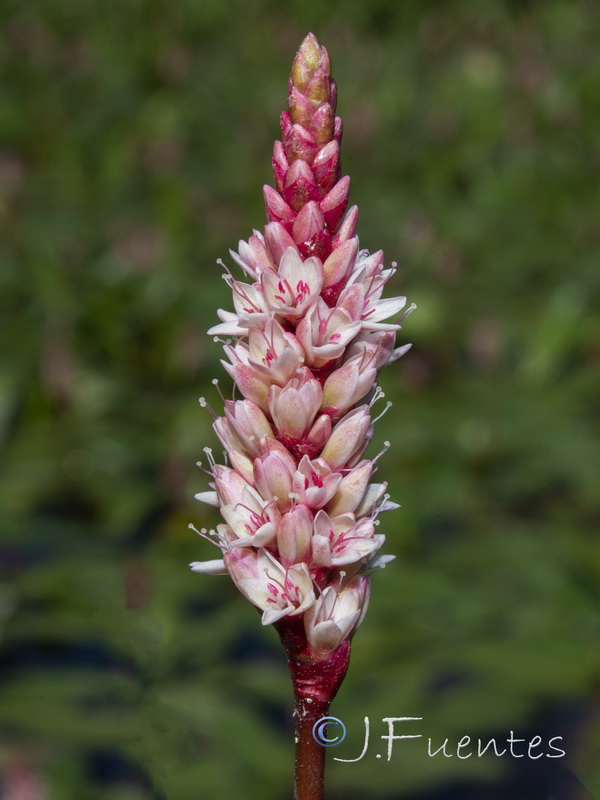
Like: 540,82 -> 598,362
1,0 -> 598,798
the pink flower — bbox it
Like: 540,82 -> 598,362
311,510 -> 380,567
225,547 -> 315,625
191,33 -> 412,660
304,574 -> 371,657
261,248 -> 323,322
292,455 -> 342,509
295,298 -> 361,369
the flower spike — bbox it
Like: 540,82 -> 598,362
191,33 -> 413,800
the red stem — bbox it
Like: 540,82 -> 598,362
276,617 -> 351,800
293,690 -> 330,800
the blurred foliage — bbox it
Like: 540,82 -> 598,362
0,0 -> 598,798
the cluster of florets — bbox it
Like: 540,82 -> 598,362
191,34 -> 413,659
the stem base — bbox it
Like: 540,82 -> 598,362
276,616 -> 351,800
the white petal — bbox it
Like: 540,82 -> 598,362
309,620 -> 344,654
207,319 -> 247,336
388,343 -> 412,363
189,559 -> 228,575
379,499 -> 401,512
261,604 -> 294,625
366,297 -> 407,321
367,553 -> 396,570
361,321 -> 401,332
194,491 -> 219,506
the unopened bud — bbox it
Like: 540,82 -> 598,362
278,504 -> 313,566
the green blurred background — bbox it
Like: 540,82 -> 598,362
1,0 -> 598,798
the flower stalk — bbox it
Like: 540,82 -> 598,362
191,32 -> 413,799
276,616 -> 350,800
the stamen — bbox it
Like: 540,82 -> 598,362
395,302 -> 417,325
265,568 -> 286,595
198,396 -> 218,420
368,385 -> 385,409
372,441 -> 391,465
188,523 -> 227,552
212,378 -> 226,403
203,447 -> 217,471
372,401 -> 393,425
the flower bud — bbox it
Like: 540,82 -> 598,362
292,200 -> 324,245
272,141 -> 289,193
224,399 -> 274,458
277,504 -> 313,567
269,374 -> 323,441
287,87 -> 315,130
332,204 -> 358,248
305,68 -> 330,105
214,465 -> 256,507
310,102 -> 335,148
306,413 -> 332,451
283,159 -> 319,211
320,176 -> 351,234
284,119 -> 318,162
320,406 -> 371,468
321,357 -> 377,417
253,449 -> 296,511
312,140 -> 340,196
213,416 -> 241,454
228,449 -> 255,485
321,234 -> 357,289
222,360 -> 270,412
326,460 -> 373,516
346,424 -> 375,468
291,33 -> 327,94
292,201 -> 332,259
263,184 -> 296,230
264,222 -> 298,265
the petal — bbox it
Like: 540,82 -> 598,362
194,491 -> 219,506
189,559 -> 228,575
